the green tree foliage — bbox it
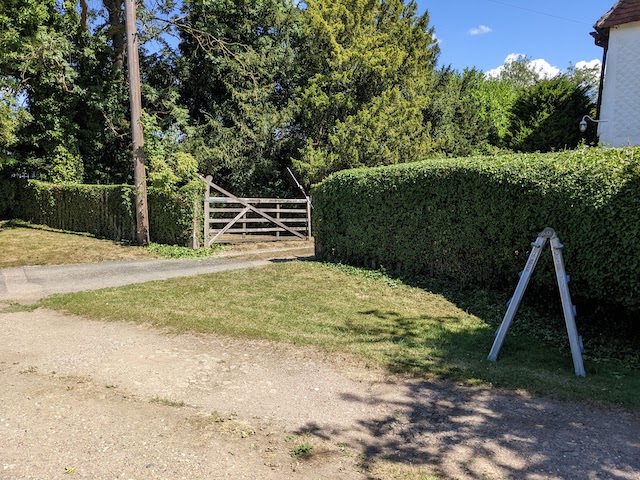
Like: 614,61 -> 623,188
0,0 -> 185,184
0,93 -> 31,170
566,61 -> 601,101
138,46 -> 199,194
507,76 -> 596,152
489,54 -> 546,88
0,0 -> 131,182
472,77 -> 518,148
0,0 -> 83,181
177,0 -> 301,196
292,0 -> 439,184
72,25 -> 131,184
424,67 -> 490,157
0,0 -> 605,193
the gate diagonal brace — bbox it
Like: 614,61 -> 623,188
200,175 -> 308,246
487,227 -> 586,377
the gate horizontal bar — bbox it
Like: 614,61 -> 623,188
207,197 -> 308,204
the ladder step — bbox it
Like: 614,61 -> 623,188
566,274 -> 570,283
506,298 -> 512,308
573,305 -> 577,317
579,335 -> 584,353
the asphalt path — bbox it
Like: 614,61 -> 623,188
0,244 -> 314,303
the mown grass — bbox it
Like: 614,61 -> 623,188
0,220 -> 156,267
40,261 -> 640,409
0,220 -> 226,268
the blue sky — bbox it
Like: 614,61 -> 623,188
419,1 -> 611,73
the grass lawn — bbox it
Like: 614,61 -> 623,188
40,261 -> 640,409
0,220 -> 155,267
0,220 -> 223,268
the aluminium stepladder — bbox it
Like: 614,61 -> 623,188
487,227 -> 586,377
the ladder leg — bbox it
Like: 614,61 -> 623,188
488,236 -> 547,361
550,235 -> 586,377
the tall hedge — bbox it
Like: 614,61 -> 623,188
148,188 -> 202,247
11,181 -> 137,241
2,180 -> 201,246
0,178 -> 17,218
312,147 -> 640,311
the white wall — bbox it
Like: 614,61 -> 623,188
598,21 -> 640,147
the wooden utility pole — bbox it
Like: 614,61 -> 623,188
124,0 -> 150,244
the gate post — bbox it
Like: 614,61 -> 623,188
204,176 -> 211,248
306,197 -> 312,240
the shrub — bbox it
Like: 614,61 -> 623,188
5,180 -> 202,246
148,184 -> 203,247
312,147 -> 640,311
12,181 -> 137,241
0,177 -> 17,218
507,76 -> 596,152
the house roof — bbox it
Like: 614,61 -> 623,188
595,0 -> 640,30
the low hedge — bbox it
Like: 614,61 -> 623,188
2,179 -> 201,246
312,147 -> 640,311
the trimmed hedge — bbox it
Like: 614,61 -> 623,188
11,181 -> 137,241
148,188 -> 202,247
1,179 -> 202,246
312,147 -> 640,311
0,178 -> 17,219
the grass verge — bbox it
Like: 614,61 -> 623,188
0,220 -> 225,267
39,261 -> 640,409
0,220 -> 154,267
144,242 -> 223,258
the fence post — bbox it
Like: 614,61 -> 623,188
204,180 -> 210,248
242,205 -> 247,240
191,195 -> 200,249
307,197 -> 312,241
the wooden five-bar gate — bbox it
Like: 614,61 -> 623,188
200,175 -> 312,247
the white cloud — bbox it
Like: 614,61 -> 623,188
528,58 -> 561,79
505,53 -> 525,63
485,53 -> 524,78
575,59 -> 601,70
485,53 -> 560,80
469,25 -> 493,36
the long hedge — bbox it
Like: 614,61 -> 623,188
1,179 -> 201,246
312,147 -> 640,311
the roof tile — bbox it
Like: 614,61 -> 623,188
595,0 -> 640,29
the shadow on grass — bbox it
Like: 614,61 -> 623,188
0,219 -> 118,240
348,306 -> 640,404
295,259 -> 640,409
294,270 -> 640,474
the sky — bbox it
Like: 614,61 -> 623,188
418,0 -> 612,75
